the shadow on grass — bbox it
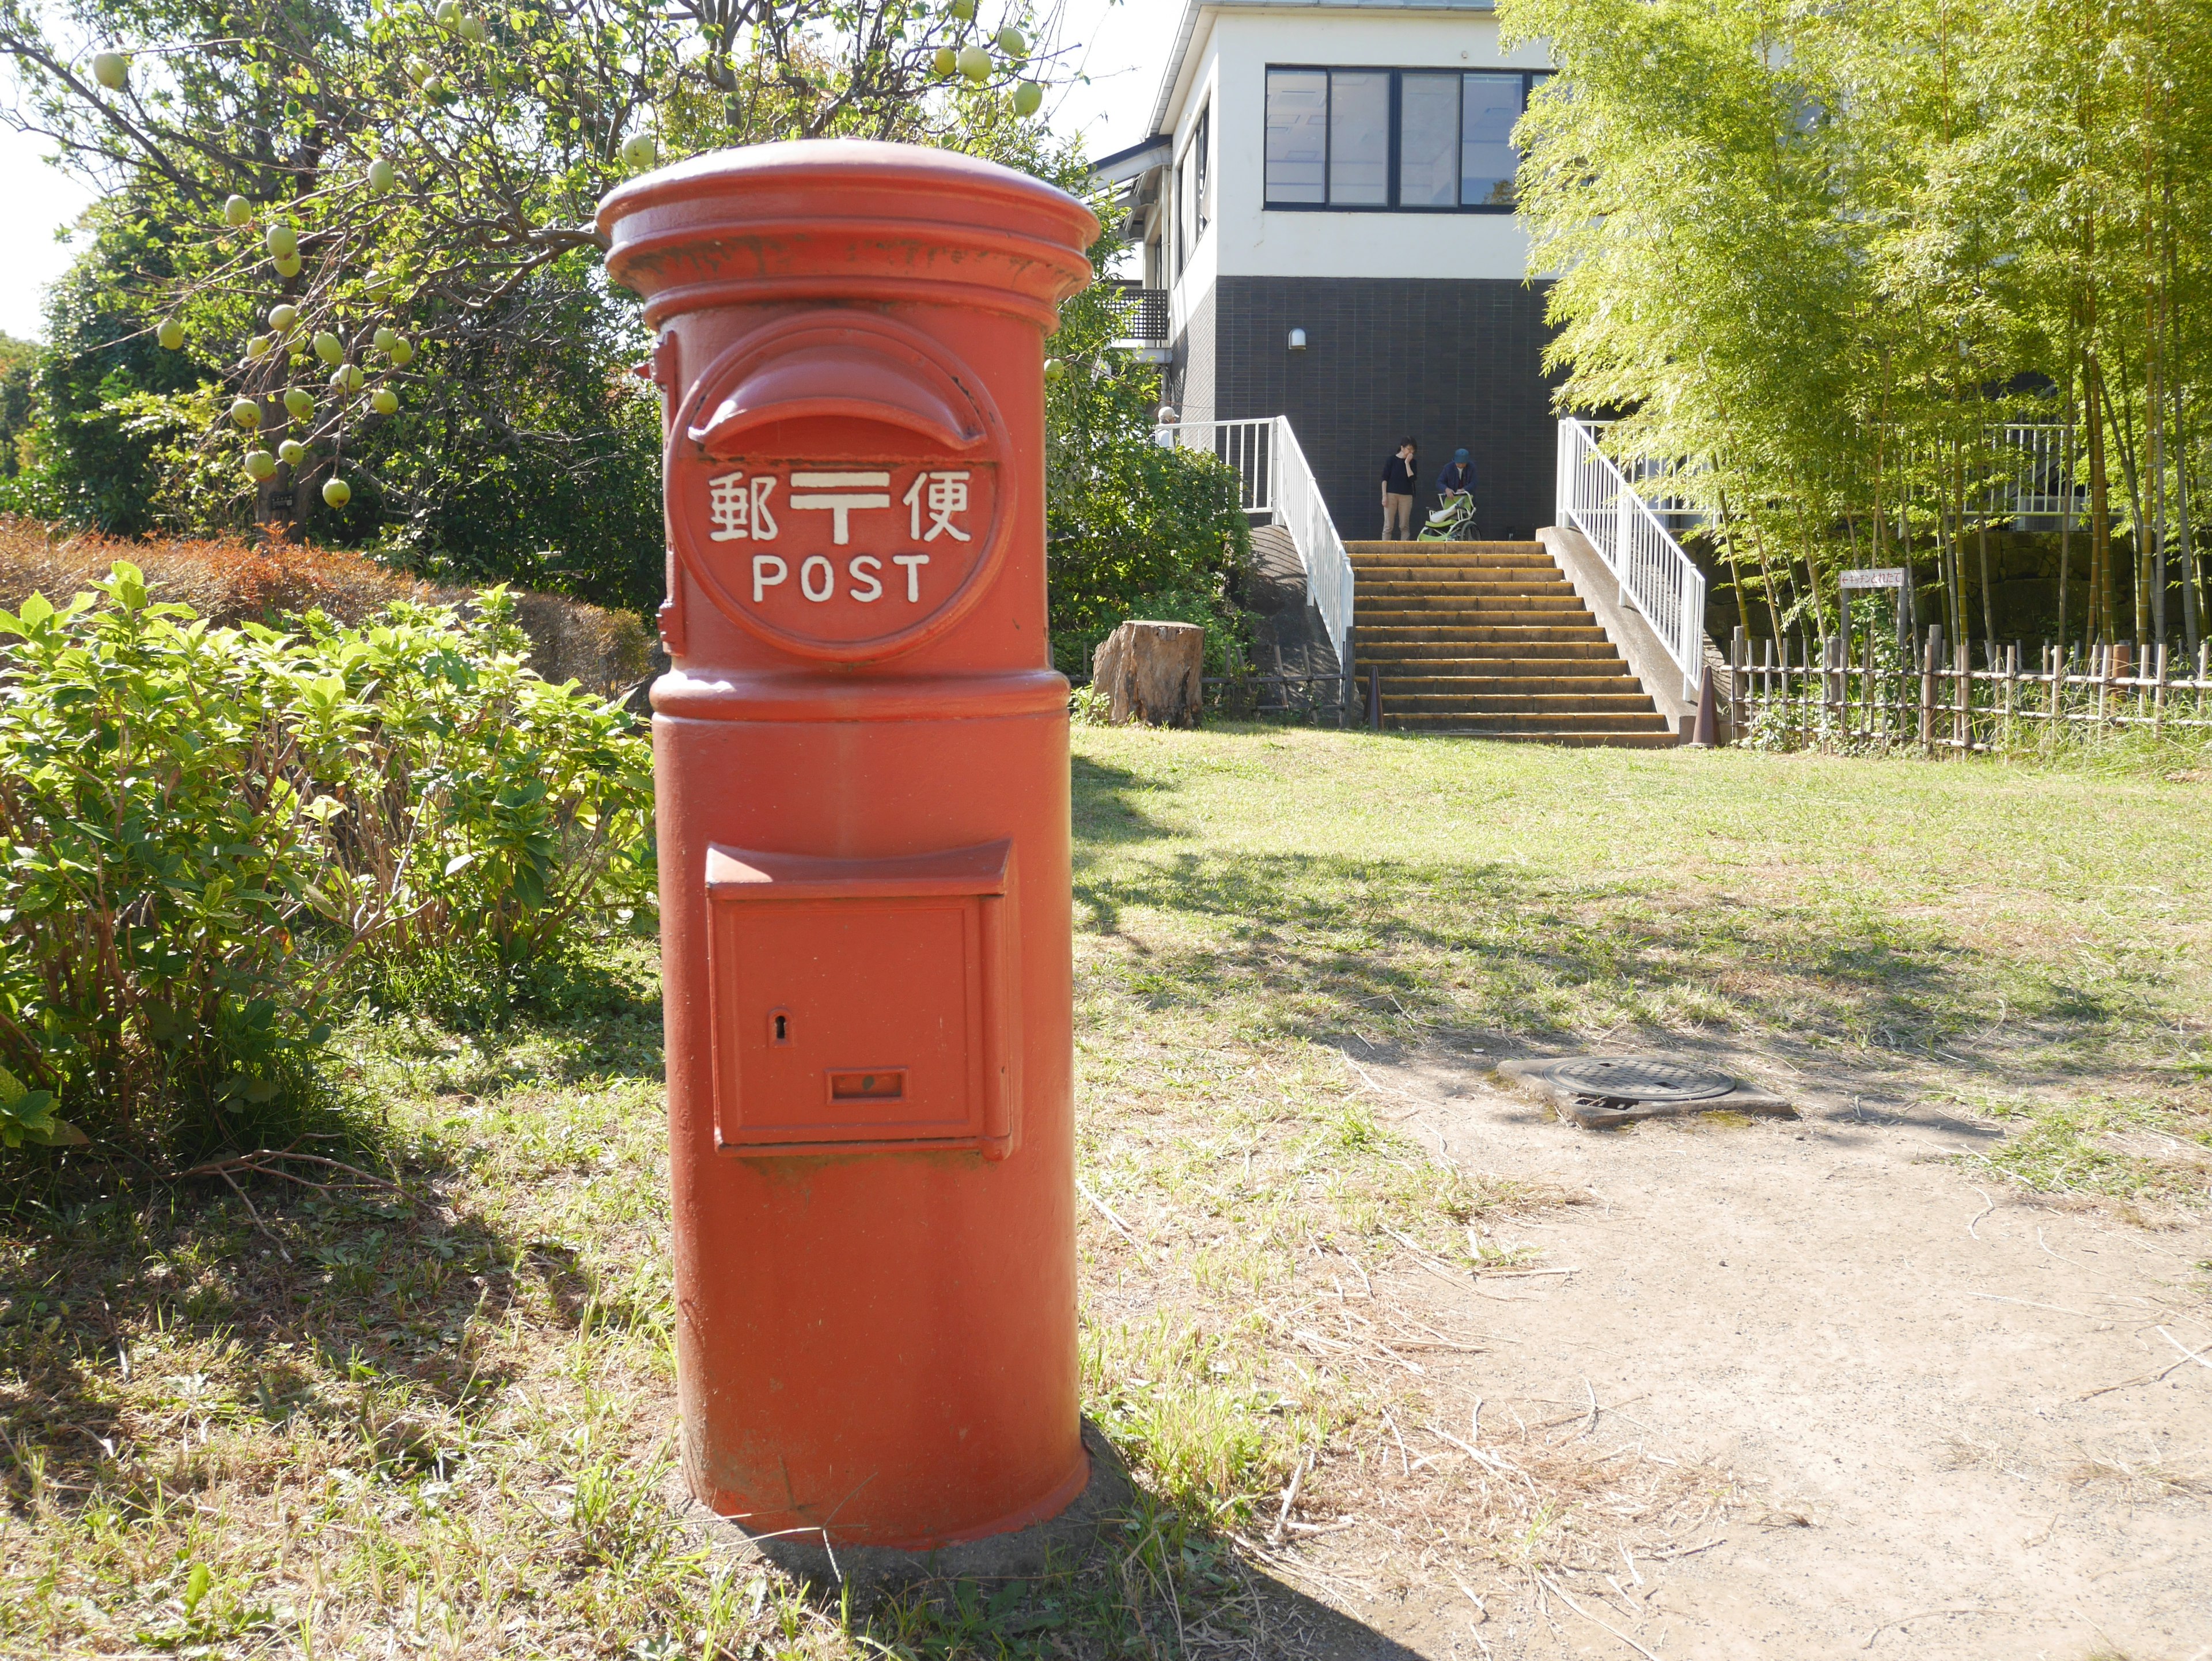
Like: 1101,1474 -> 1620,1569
0,954 -> 668,1515
785,1424 -> 1421,1660
1070,837 -> 2133,1089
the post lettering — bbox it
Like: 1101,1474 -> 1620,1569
892,553 -> 930,603
848,555 -> 883,602
790,471 -> 892,544
752,555 -> 788,601
800,555 -> 835,602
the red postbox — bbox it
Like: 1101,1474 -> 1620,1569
597,142 -> 1098,1550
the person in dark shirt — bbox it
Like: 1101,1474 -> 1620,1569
1380,438 -> 1418,540
1437,448 -> 1474,504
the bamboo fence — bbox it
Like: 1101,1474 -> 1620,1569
1726,626 -> 2212,755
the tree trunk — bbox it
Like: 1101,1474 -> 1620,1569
1092,621 -> 1206,728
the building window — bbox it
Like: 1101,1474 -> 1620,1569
1263,66 -> 1550,211
1184,104 -> 1212,247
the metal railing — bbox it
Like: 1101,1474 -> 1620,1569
1556,417 -> 1707,703
1156,415 -> 1354,674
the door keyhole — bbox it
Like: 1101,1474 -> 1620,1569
770,1008 -> 791,1046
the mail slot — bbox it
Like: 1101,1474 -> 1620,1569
600,142 -> 1096,1553
704,840 -> 1019,1156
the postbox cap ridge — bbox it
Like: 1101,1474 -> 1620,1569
596,138 -> 1098,252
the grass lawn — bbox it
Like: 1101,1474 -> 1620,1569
3,730 -> 2206,1658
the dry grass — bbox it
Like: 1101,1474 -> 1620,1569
0,514 -> 653,692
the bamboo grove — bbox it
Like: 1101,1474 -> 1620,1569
1505,0 -> 2212,658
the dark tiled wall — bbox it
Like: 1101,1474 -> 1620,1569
1167,284 -> 1217,422
1202,275 -> 1561,541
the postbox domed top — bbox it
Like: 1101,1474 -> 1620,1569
599,139 -> 1099,331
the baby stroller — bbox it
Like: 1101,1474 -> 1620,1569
1418,493 -> 1476,541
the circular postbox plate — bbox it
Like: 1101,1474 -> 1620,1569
1544,1057 -> 1736,1103
667,313 -> 1014,663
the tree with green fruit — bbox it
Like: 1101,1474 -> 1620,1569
1,0 -> 1065,605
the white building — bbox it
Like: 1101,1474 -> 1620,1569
1095,0 -> 1558,540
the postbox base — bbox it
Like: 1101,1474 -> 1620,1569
675,1424 -> 1123,1601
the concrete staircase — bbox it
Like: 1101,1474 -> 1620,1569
1349,540 -> 1676,746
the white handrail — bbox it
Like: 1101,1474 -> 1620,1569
1555,418 -> 1707,703
1155,416 -> 1354,676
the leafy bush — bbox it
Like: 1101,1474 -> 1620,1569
0,562 -> 653,1162
1044,256 -> 1252,679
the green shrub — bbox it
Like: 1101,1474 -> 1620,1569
0,562 -> 653,1162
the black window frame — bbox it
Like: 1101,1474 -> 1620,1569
1262,65 -> 1550,214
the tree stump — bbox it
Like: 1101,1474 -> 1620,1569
1091,620 -> 1205,728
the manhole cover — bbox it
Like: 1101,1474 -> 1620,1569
1545,1057 -> 1736,1103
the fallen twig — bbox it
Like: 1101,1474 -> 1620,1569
2156,1326 -> 2211,1371
1967,1188 -> 1994,1239
1075,1178 -> 1149,1261
1267,1448 -> 1312,1547
1539,1572 -> 1664,1661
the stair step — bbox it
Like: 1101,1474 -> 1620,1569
1354,653 -> 1635,673
1358,676 -> 1643,697
1358,626 -> 1613,644
1374,690 -> 1664,712
1345,539 -> 1672,748
1358,582 -> 1578,599
1380,726 -> 1683,747
1380,709 -> 1673,732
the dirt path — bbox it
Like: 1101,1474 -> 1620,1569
1308,1047 -> 2212,1661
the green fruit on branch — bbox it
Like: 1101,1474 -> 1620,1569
931,46 -> 957,77
313,330 -> 343,364
385,336 -> 414,366
368,157 -> 396,191
435,0 -> 459,23
230,398 -> 262,429
459,13 -> 486,41
407,57 -> 434,85
247,334 -> 272,360
996,25 -> 1025,55
536,73 -> 564,98
948,0 -> 974,18
621,131 -> 657,168
268,302 -> 298,332
274,254 -> 302,278
264,224 -> 298,260
1043,357 -> 1065,381
322,477 -> 351,508
157,318 -> 184,349
92,51 -> 128,90
373,326 -> 397,353
244,449 -> 278,481
956,43 -> 990,80
421,74 -> 448,100
1013,80 -> 1042,116
284,387 -> 315,421
224,194 -> 252,226
278,439 -> 306,467
370,388 -> 400,415
328,364 -> 365,391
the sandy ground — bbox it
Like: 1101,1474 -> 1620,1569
1290,1046 -> 2212,1661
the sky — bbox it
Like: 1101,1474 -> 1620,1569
0,0 -> 1180,342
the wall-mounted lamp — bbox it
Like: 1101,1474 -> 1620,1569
1287,327 -> 1308,351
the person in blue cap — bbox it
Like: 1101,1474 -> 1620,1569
1437,448 -> 1475,509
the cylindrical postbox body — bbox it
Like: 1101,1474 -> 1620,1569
598,143 -> 1097,1549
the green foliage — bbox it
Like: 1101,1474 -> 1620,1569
1044,258 -> 1252,678
0,562 -> 653,1162
1,0 -> 1068,613
1505,0 -> 2212,654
